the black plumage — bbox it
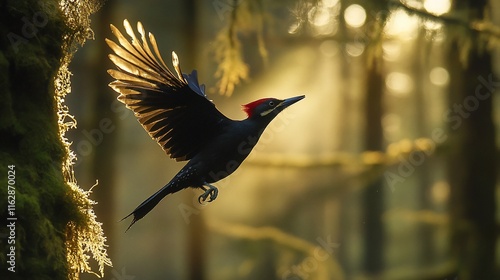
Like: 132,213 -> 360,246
107,20 -> 304,230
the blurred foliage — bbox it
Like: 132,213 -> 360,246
213,0 -> 269,95
208,219 -> 344,279
212,0 -> 500,96
389,0 -> 500,66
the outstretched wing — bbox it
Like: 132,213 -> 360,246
107,19 -> 233,161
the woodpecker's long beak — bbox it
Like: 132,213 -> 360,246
280,95 -> 305,109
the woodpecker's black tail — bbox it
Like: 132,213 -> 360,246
122,182 -> 178,231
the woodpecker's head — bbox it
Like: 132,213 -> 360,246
242,95 -> 305,119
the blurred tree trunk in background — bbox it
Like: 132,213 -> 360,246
87,0 -> 118,268
447,49 -> 497,279
362,56 -> 385,276
337,0 -> 352,273
413,34 -> 435,267
447,1 -> 497,279
360,0 -> 388,276
337,0 -> 354,153
183,1 -> 207,279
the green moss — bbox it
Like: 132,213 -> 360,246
0,52 -> 16,130
0,0 -> 87,279
1,0 -> 110,278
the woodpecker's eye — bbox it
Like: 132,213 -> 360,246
268,101 -> 275,106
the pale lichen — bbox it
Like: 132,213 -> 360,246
56,0 -> 112,278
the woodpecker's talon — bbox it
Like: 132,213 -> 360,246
198,194 -> 211,205
198,184 -> 218,204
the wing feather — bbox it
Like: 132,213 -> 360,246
107,19 -> 233,161
148,32 -> 170,71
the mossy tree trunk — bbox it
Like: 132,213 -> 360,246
0,0 -> 71,279
1,1 -> 110,279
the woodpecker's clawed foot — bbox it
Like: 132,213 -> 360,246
198,184 -> 218,204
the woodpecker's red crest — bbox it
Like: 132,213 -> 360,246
242,98 -> 278,117
242,96 -> 304,118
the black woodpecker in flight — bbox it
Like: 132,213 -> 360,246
106,20 -> 305,230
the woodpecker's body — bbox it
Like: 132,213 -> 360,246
107,20 -> 304,230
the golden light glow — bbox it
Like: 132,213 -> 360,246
423,0 -> 451,16
322,0 -> 339,8
346,42 -> 364,57
344,4 -> 366,28
403,0 -> 424,9
289,0 -> 340,36
382,113 -> 402,141
309,6 -> 331,26
306,1 -> 340,37
382,41 -> 402,61
429,67 -> 449,86
431,181 -> 450,204
384,10 -> 419,40
423,20 -> 444,32
386,72 -> 413,95
288,22 -> 301,34
320,40 -> 339,57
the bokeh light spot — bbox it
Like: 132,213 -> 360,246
386,72 -> 413,96
346,42 -> 364,57
344,4 -> 366,28
384,10 -> 419,39
423,0 -> 451,16
429,67 -> 449,86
